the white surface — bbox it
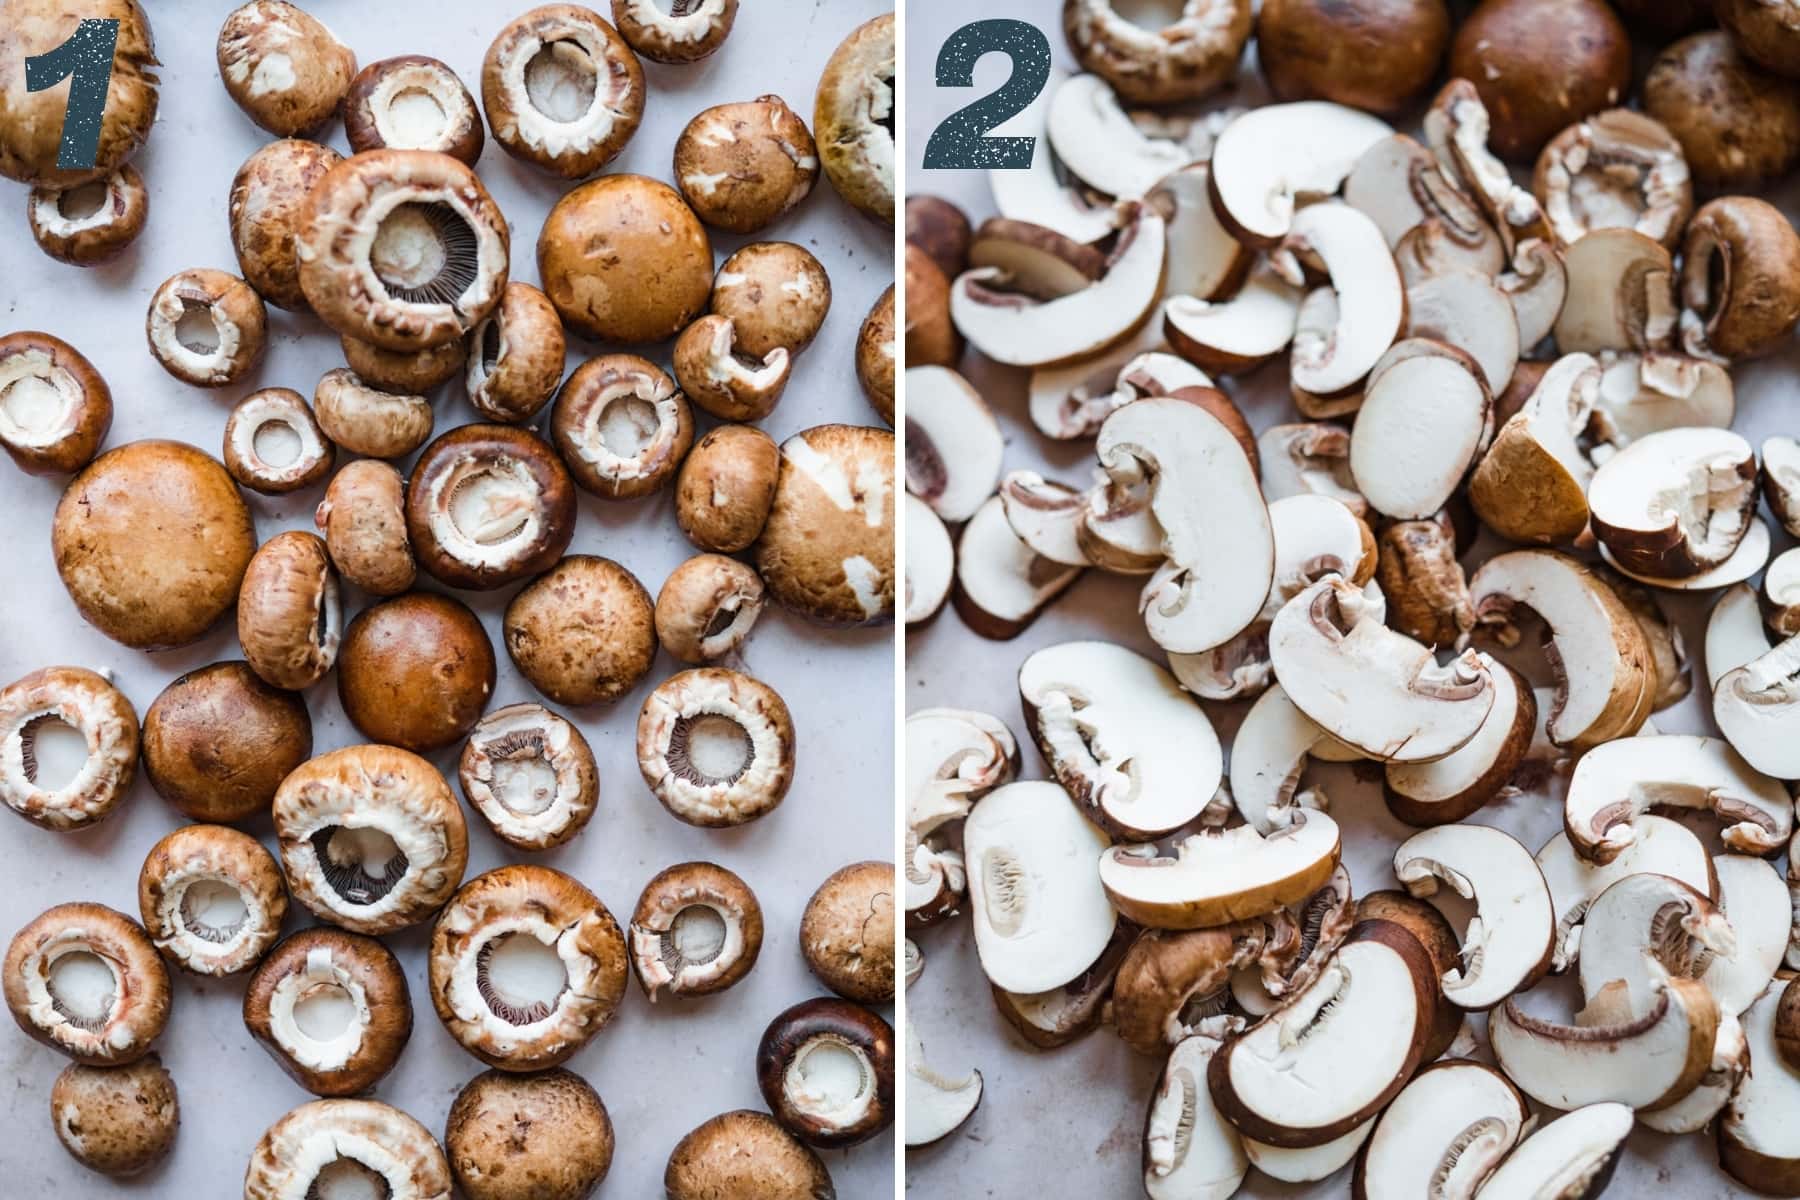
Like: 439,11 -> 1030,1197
904,4 -> 1800,1197
0,2 -> 895,1195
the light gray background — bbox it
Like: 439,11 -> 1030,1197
905,2 -> 1800,1196
0,1 -> 896,1195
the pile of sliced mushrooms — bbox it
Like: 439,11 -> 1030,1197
905,0 -> 1800,1194
0,1 -> 896,1195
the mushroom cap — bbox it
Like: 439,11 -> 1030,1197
664,1109 -> 835,1200
338,591 -> 495,752
800,860 -> 896,1004
0,665 -> 137,832
1257,0 -> 1449,115
465,282 -> 567,424
503,555 -> 657,707
141,662 -> 310,823
813,13 -> 895,223
446,1067 -> 614,1200
344,55 -> 484,164
675,424 -> 782,553
481,4 -> 646,178
342,333 -> 467,394
217,0 -> 355,136
710,242 -> 833,359
856,285 -> 897,424
1645,32 -> 1800,190
756,996 -> 895,1148
3,901 -> 169,1065
754,424 -> 896,625
144,267 -> 269,388
223,387 -> 335,494
315,459 -> 417,596
1063,0 -> 1254,107
229,139 -> 344,311
654,554 -> 767,664
636,667 -> 796,827
313,369 -> 433,462
53,440 -> 256,650
550,354 -> 695,500
406,423 -> 577,590
238,531 -> 342,692
457,702 -> 599,851
28,162 -> 150,266
628,860 -> 764,1000
613,0 -> 738,63
50,1055 -> 178,1177
244,1098 -> 452,1200
243,926 -> 413,1096
0,329 -> 112,476
1448,0 -> 1631,160
675,94 -> 817,232
137,823 -> 286,976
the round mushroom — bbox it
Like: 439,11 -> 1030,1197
636,668 -> 795,828
446,1068 -> 615,1200
427,864 -> 628,1072
137,824 -> 285,977
664,1110 -> 834,1200
549,354 -> 695,500
50,1055 -> 178,1177
905,195 -> 972,280
313,368 -> 435,460
237,531 -> 343,692
537,173 -> 713,342
229,139 -> 345,311
903,243 -> 959,368
674,95 -> 818,233
53,440 -> 257,650
145,268 -> 268,388
344,55 -> 484,163
244,1098 -> 451,1200
710,242 -> 833,359
754,424 -> 896,625
1644,31 -> 1800,190
613,0 -> 737,63
3,902 -> 168,1065
337,591 -> 495,752
1717,0 -> 1800,80
504,556 -> 657,706
813,14 -> 894,223
856,285 -> 896,424
273,744 -> 469,935
140,662 -> 311,824
1447,0 -> 1632,160
800,860 -> 895,1004
0,666 -> 136,832
655,554 -> 767,664
480,4 -> 646,178
672,315 -> 793,422
458,702 -> 599,852
28,164 -> 149,266
406,424 -> 576,590
314,459 -> 417,596
1258,0 -> 1445,114
0,0 -> 158,188
0,330 -> 111,476
675,423 -> 781,552
223,388 -> 335,494
243,927 -> 413,1096
1064,0 -> 1251,107
465,282 -> 567,424
217,1 -> 355,135
1679,195 -> 1800,362
297,149 -> 510,352
756,997 -> 895,1148
341,333 -> 468,394
628,861 -> 763,1001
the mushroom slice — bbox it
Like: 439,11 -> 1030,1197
1273,203 -> 1405,399
1229,684 -> 1346,835
1404,272 -> 1519,396
1035,350 -> 1215,442
952,496 -> 1083,640
1352,1060 -> 1528,1199
1025,324 -> 1163,441
1150,165 -> 1250,304
1208,102 -> 1394,246
1230,867 -> 1355,1015
1713,632 -> 1800,778
1587,426 -> 1757,579
1575,873 -> 1734,1019
1640,1007 -> 1748,1136
1536,817 -> 1718,973
1596,568 -> 1691,711
1351,340 -> 1493,520
1078,454 -> 1165,575
1468,353 -> 1602,545
1163,268 -> 1303,376
1703,855 -> 1789,1015
992,925 -> 1133,1049
951,204 -> 1166,368
904,1018 -> 982,1147
904,494 -> 953,625
990,72 -> 1119,246
966,218 -> 1106,301
999,472 -> 1091,567
1243,1119 -> 1372,1184
904,366 -> 1003,523
1599,517 -> 1771,591
1143,1035 -> 1248,1200
963,780 -> 1117,994
1098,398 -> 1274,655
1386,663 -> 1536,827
1394,824 -> 1555,1010
1422,80 -> 1550,256
1498,239 -> 1568,350
1475,1103 -> 1634,1200
1208,920 -> 1433,1149
1101,815 -> 1342,930
1707,583 -> 1773,689
1768,550 -> 1800,638
904,834 -> 964,928
1552,228 -> 1678,354
1018,640 -> 1222,840
1167,621 -> 1273,704
1591,351 -> 1734,448
1344,133 -> 1503,275
1534,109 -> 1693,250
1044,73 -> 1193,200
904,707 -> 1016,839
1270,577 -> 1496,763
1113,922 -> 1289,1056
1722,983 -> 1800,1192
1563,733 -> 1793,863
1764,435 -> 1800,537
1258,423 -> 1367,517
1467,549 -> 1653,750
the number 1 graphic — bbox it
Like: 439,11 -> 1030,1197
25,19 -> 121,172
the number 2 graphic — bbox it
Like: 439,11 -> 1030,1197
923,19 -> 1052,171
25,19 -> 121,172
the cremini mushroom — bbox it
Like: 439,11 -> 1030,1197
904,243 -> 960,368
465,282 -> 566,424
457,703 -> 598,852
1447,0 -> 1631,160
675,95 -> 817,232
757,998 -> 895,1147
628,862 -> 763,1001
481,4 -> 645,178
445,1068 -> 615,1200
140,662 -> 310,824
338,592 -> 494,752
28,164 -> 149,266
1064,1 -> 1252,106
229,138 -> 344,311
550,354 -> 695,500
857,286 -> 896,424
613,0 -> 737,62
1257,0 -> 1447,114
1533,109 -> 1691,250
655,554 -> 766,664
243,1099 -> 452,1200
710,242 -> 832,359
315,460 -> 416,596
537,175 -> 712,342
4,902 -> 169,1064
636,668 -> 795,827
754,424 -> 896,625
243,926 -> 413,1096
1679,196 -> 1800,362
223,388 -> 335,494
341,334 -> 467,395
49,1055 -> 178,1177
504,556 -> 657,706
345,56 -> 484,163
406,424 -> 576,590
814,14 -> 894,223
800,860 -> 895,1004
216,1 -> 355,136
145,268 -> 268,388
674,424 -> 781,552
137,824 -> 286,977
1645,32 -> 1800,190
0,331 -> 111,476
0,666 -> 136,832
672,315 -> 793,422
665,1110 -> 835,1199
238,531 -> 343,692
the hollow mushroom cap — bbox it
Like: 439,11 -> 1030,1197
140,662 -> 310,824
636,667 -> 795,827
457,702 -> 598,851
446,1067 -> 614,1200
1679,196 -> 1800,363
144,267 -> 269,388
537,174 -> 713,343
549,354 -> 696,500
481,5 -> 645,178
53,440 -> 257,650
1064,0 -> 1252,107
243,926 -> 414,1096
800,860 -> 896,1004
674,95 -> 817,233
0,666 -> 137,832
613,0 -> 737,63
314,459 -> 416,596
223,387 -> 335,494
427,864 -> 629,1073
228,138 -> 344,312
503,555 -> 657,707
675,424 -> 782,553
337,591 -> 495,753
1533,109 -> 1691,251
1645,32 -> 1800,191
0,330 -> 112,476
406,424 -> 576,590
244,1098 -> 452,1200
757,997 -> 895,1148
137,823 -> 286,977
29,163 -> 150,266
628,861 -> 763,1000
216,1 -> 355,136
754,424 -> 895,625
813,14 -> 894,224
238,531 -> 343,692
0,0 -> 159,188
345,56 -> 484,164
3,902 -> 169,1065
664,1109 -> 835,1200
50,1054 -> 178,1177
464,282 -> 567,424
655,554 -> 767,665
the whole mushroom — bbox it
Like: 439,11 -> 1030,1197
856,285 -> 897,424
814,14 -> 895,223
1257,0 -> 1448,114
144,268 -> 268,388
344,55 -> 484,163
216,1 -> 355,136
445,1068 -> 615,1200
337,592 -> 495,752
754,424 -> 897,625
675,424 -> 781,553
0,666 -> 137,832
800,860 -> 896,1004
709,242 -> 833,359
1064,0 -> 1253,107
1645,32 -> 1800,190
612,0 -> 737,63
405,424 -> 576,590
229,138 -> 344,311
0,331 -> 111,476
1447,0 -> 1632,160
665,1110 -> 835,1200
674,95 -> 818,233
140,662 -> 311,823
756,997 -> 895,1148
481,4 -> 646,179
504,556 -> 657,707
538,174 -> 713,343
4,902 -> 169,1065
244,1099 -> 452,1200
28,164 -> 150,266
243,927 -> 413,1096
50,1056 -> 178,1177
237,531 -> 342,692
314,459 -> 417,596
137,824 -> 287,977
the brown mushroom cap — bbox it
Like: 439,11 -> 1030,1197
216,0 -> 355,136
710,242 -> 833,359
50,1054 -> 178,1177
0,0 -> 159,188
1448,0 -> 1632,160
344,55 -> 485,164
813,14 -> 895,224
0,330 -> 111,476
28,163 -> 150,266
1716,0 -> 1800,80
628,861 -> 764,1000
144,268 -> 269,388
341,333 -> 468,394
3,902 -> 169,1065
0,665 -> 137,832
53,440 -> 257,650
315,459 -> 417,596
244,1099 -> 452,1200
141,662 -> 310,823
223,387 -> 335,494
1680,195 -> 1800,361
655,554 -> 767,664
538,173 -> 714,343
314,368 -> 435,461
137,823 -> 286,976
1257,0 -> 1449,115
481,4 -> 646,179
237,531 -> 342,692
613,0 -> 738,63
446,1067 -> 615,1200
243,926 -> 414,1096
903,244 -> 960,368
664,1109 -> 835,1200
550,354 -> 695,500
504,555 -> 658,707
229,139 -> 344,311
754,424 -> 897,625
457,702 -> 599,851
856,285 -> 896,425
905,196 -> 972,280
675,95 -> 818,233
465,282 -> 567,424
675,424 -> 781,553
672,315 -> 793,423
1063,0 -> 1253,107
1645,32 -> 1800,190
636,668 -> 795,827
756,997 -> 895,1148
338,591 -> 495,752
800,860 -> 895,1004
406,424 -> 576,590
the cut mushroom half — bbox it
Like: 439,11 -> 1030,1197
1707,583 -> 1773,689
1498,239 -> 1569,349
1475,1103 -> 1634,1200
904,494 -> 952,625
904,367 -> 1003,524
1164,268 -> 1303,376
1258,423 -> 1366,517
1587,426 -> 1757,579
1143,1034 -> 1248,1200
1044,73 -> 1194,200
1351,339 -> 1492,520
1468,353 -> 1602,545
1273,202 -> 1405,400
1599,517 -> 1771,591
1703,855 -> 1788,1016
1721,983 -> 1800,1193
1713,633 -> 1800,779
1385,662 -> 1536,827
952,495 -> 1083,640
1536,816 -> 1718,974
1422,81 -> 1550,256
998,472 -> 1091,567
1228,684 -> 1347,835
1150,165 -> 1250,304
1207,101 -> 1394,247
1403,271 -> 1519,397
1766,550 -> 1800,637
1592,352 -> 1734,447
1551,228 -> 1677,355
905,1018 -> 981,1147
1764,436 -> 1800,537
1101,813 -> 1342,930
1575,872 -> 1733,1021
1351,1060 -> 1528,1198
1343,133 -> 1503,276
1534,109 -> 1693,250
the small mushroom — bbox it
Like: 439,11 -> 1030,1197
244,1099 -> 451,1200
427,864 -> 628,1072
537,174 -> 712,342
613,0 -> 737,63
228,138 -> 344,312
457,703 -> 598,852
481,5 -> 645,178
223,388 -> 334,494
800,860 -> 895,1004
675,95 -> 817,232
655,554 -> 766,664
344,56 -> 484,163
315,369 -> 435,460
636,667 -> 795,827
1447,0 -> 1631,160
757,998 -> 895,1148
341,333 -> 467,395
549,354 -> 695,500
1679,196 -> 1800,362
628,861 -> 763,1000
674,424 -> 781,553
1376,514 -> 1475,648
315,460 -> 416,596
1065,0 -> 1252,107
1645,32 -> 1800,190
504,555 -> 657,706
907,195 -> 973,279
406,424 -> 576,590
1257,0 -> 1448,114
904,244 -> 960,368
814,14 -> 894,223
238,531 -> 343,691
856,285 -> 896,424
755,424 -> 896,625
243,927 -> 413,1096
465,282 -> 566,424
140,662 -> 310,824
145,268 -> 268,388
216,1 -> 355,136
710,242 -> 832,359
1717,0 -> 1800,79
138,824 -> 286,977
445,1068 -> 615,1200
3,902 -> 169,1065
1113,921 -> 1288,1055
0,666 -> 136,832
338,592 -> 494,752
273,744 -> 469,935
664,1110 -> 834,1200
28,164 -> 149,266
49,1055 -> 178,1178
0,331 -> 111,476
672,315 -> 793,422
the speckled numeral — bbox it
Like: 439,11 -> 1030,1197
25,18 -> 120,171
922,19 -> 1051,171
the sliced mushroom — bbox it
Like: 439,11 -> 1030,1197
904,494 -> 953,627
1394,824 -> 1554,1009
1228,683 -> 1348,835
1767,551 -> 1800,640
1422,80 -> 1551,255
1351,1060 -> 1528,1198
904,707 -> 1013,860
992,924 -> 1133,1049
1258,423 -> 1366,516
1702,855 -> 1788,1016
1403,272 -> 1518,396
1243,1118 -> 1374,1184
1386,662 -> 1535,827
1142,1034 -> 1248,1199
1037,351 -> 1217,444
1764,436 -> 1800,537
1591,351 -> 1734,446
1721,983 -> 1800,1193
1535,816 -> 1717,973
1575,872 -> 1733,1022
1043,73 -> 1193,199
1207,101 -> 1394,246
1708,583 -> 1774,689
1112,921 -> 1291,1056
1475,1103 -> 1634,1200
1533,109 -> 1692,250
1587,426 -> 1756,579
997,472 -> 1090,567
1600,517 -> 1771,591
1351,339 -> 1492,520
1468,353 -> 1601,544
952,495 -> 1083,640
905,366 -> 1002,524
1594,567 -> 1691,712
967,218 -> 1106,302
987,72 -> 1118,246
1163,268 -> 1303,375
1641,1006 -> 1749,1136
905,1017 -> 981,1148
1101,813 -> 1342,930
1273,202 -> 1405,399
1563,734 -> 1792,864
1499,238 -> 1569,348
1551,228 -> 1677,354
1344,133 -> 1503,275
1151,165 -> 1250,303
1713,633 -> 1800,779
1229,867 -> 1355,1016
